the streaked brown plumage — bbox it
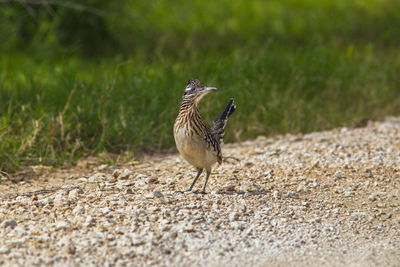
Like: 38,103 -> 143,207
174,79 -> 235,193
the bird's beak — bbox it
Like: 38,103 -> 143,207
203,86 -> 218,92
194,86 -> 217,102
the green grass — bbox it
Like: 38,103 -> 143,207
1,0 -> 400,172
2,43 -> 400,172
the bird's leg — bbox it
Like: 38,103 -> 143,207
186,168 -> 203,192
200,171 -> 211,194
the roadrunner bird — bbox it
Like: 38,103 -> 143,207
174,79 -> 236,193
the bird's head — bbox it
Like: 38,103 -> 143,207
182,79 -> 217,103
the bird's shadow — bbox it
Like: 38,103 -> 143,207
214,190 -> 269,196
175,189 -> 269,196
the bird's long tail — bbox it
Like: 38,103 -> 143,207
211,98 -> 236,142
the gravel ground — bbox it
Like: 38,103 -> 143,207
1,117 -> 399,266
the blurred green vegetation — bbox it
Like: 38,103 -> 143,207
2,0 -> 400,56
1,0 -> 400,172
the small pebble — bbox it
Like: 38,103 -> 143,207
3,220 -> 17,229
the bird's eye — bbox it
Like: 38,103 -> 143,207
185,86 -> 195,93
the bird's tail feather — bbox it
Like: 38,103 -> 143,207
211,98 -> 236,141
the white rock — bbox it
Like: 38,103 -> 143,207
84,216 -> 96,227
0,246 -> 10,254
56,221 -> 70,230
16,196 -> 31,205
229,212 -> 240,221
231,222 -> 245,231
72,205 -> 85,214
68,189 -> 81,201
54,193 -> 67,207
369,194 -> 377,201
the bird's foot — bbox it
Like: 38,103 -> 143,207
176,189 -> 192,194
196,190 -> 206,195
176,189 -> 206,194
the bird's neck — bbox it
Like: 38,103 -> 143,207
175,98 -> 204,130
178,98 -> 200,116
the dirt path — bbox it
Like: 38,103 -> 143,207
1,118 -> 399,266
